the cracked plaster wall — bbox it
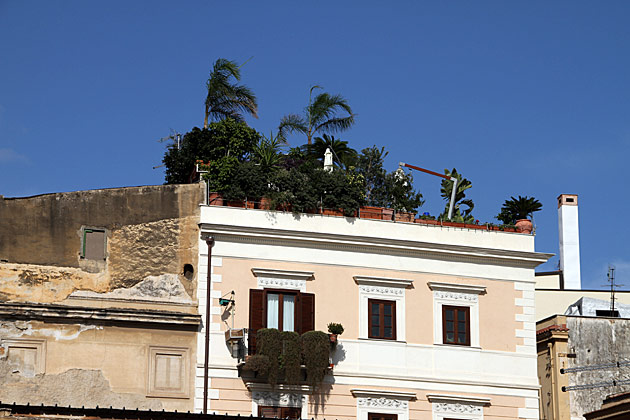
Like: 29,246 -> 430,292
567,316 -> 630,419
0,184 -> 203,302
0,320 -> 194,411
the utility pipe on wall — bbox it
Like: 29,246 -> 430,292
203,237 -> 214,415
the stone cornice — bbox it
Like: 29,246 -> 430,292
251,268 -> 314,281
350,388 -> 417,400
426,393 -> 491,406
354,276 -> 413,288
428,281 -> 487,295
0,302 -> 201,328
200,223 -> 553,268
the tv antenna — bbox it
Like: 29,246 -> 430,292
153,129 -> 182,169
604,265 -> 622,315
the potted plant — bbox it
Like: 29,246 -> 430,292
496,196 -> 543,234
327,322 -> 344,346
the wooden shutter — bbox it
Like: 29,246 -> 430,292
299,292 -> 315,334
249,289 -> 265,354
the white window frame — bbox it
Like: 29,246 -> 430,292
247,383 -> 311,419
355,276 -> 413,342
351,389 -> 416,420
147,346 -> 190,398
428,282 -> 486,348
427,394 -> 490,420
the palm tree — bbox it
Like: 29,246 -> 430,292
497,196 -> 542,224
204,58 -> 258,129
278,85 -> 355,145
305,134 -> 358,169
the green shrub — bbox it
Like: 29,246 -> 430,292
280,331 -> 302,385
301,331 -> 330,386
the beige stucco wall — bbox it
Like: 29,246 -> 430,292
211,257 -> 521,351
208,377 -> 529,420
0,320 -> 196,411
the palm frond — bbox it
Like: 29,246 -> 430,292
278,114 -> 308,139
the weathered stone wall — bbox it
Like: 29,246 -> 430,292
0,184 -> 204,301
567,316 -> 630,419
0,319 -> 196,411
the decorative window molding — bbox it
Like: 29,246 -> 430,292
354,276 -> 414,289
1,338 -> 46,375
427,394 -> 490,420
356,276 -> 412,341
252,268 -> 314,292
248,383 -> 310,419
147,346 -> 189,398
352,389 -> 414,420
429,282 -> 485,347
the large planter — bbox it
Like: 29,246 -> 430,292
381,208 -> 394,221
515,219 -> 533,234
322,209 -> 344,217
258,197 -> 272,210
395,212 -> 415,222
415,218 -> 440,225
359,206 -> 384,220
208,192 -> 224,206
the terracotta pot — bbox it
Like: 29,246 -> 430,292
359,206 -> 384,220
328,333 -> 338,343
515,219 -> 533,234
395,212 -> 415,222
227,200 -> 246,208
415,218 -> 439,225
448,222 -> 465,228
208,192 -> 224,206
381,208 -> 394,221
323,209 -> 344,217
259,197 -> 272,210
464,224 -> 486,230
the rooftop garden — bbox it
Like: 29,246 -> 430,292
162,58 -> 542,233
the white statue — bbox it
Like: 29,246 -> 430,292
324,147 -> 333,172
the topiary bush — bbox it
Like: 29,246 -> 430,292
301,330 -> 330,387
280,331 -> 302,385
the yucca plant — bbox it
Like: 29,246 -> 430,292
497,196 -> 542,224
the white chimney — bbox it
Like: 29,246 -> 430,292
558,194 -> 581,289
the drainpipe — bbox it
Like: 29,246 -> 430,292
203,237 -> 215,414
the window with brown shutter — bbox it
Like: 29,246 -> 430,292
368,299 -> 396,340
442,305 -> 470,346
248,289 -> 315,354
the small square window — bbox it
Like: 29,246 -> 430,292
81,228 -> 106,260
442,306 -> 470,346
148,346 -> 189,398
1,338 -> 46,375
368,299 -> 396,340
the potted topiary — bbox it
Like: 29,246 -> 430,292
327,322 -> 344,346
496,196 -> 543,234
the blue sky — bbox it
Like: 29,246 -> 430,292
1,1 -> 629,289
